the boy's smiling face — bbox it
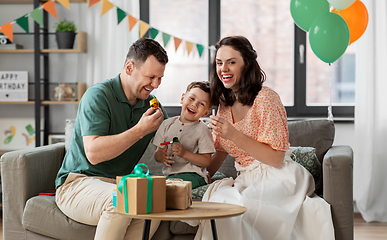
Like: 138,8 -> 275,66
179,87 -> 211,123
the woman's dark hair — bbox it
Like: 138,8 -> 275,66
210,36 -> 266,107
125,38 -> 168,67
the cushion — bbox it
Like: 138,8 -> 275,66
192,172 -> 227,200
288,119 -> 334,163
290,146 -> 323,196
22,195 -> 96,240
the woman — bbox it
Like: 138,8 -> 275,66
195,36 -> 335,240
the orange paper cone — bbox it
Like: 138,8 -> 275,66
101,0 -> 115,16
186,41 -> 194,55
139,21 -> 149,38
56,0 -> 70,10
0,22 -> 13,43
128,15 -> 138,31
43,1 -> 57,19
88,0 -> 100,8
174,37 -> 182,51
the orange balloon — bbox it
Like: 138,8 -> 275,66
332,0 -> 368,44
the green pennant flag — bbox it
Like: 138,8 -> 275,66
149,28 -> 159,39
116,7 -> 127,25
196,44 -> 205,57
29,8 -> 44,27
16,15 -> 29,33
162,32 -> 171,47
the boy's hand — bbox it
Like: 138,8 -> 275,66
171,142 -> 186,158
156,146 -> 174,167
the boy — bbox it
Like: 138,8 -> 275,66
152,81 -> 215,188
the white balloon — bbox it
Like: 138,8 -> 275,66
328,0 -> 356,10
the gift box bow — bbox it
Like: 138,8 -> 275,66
117,163 -> 154,214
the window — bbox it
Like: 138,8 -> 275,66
149,0 -> 209,107
220,0 -> 294,106
143,1 -> 355,118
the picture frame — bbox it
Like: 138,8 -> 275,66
48,134 -> 66,145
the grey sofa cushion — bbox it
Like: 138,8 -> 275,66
23,195 -> 96,240
288,119 -> 335,163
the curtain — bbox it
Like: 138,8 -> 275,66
354,0 -> 387,222
76,0 -> 139,86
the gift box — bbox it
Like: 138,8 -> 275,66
116,164 -> 166,214
166,179 -> 192,210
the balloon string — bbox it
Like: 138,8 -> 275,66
327,63 -> 334,121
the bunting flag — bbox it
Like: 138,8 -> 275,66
16,15 -> 29,33
88,0 -> 100,8
196,44 -> 205,57
101,0 -> 115,16
139,20 -> 149,38
30,8 -> 44,27
186,41 -> 194,55
0,0 -> 208,58
56,0 -> 70,10
174,37 -> 182,51
128,15 -> 138,31
116,7 -> 127,24
0,22 -> 13,43
162,32 -> 171,47
42,1 -> 58,19
149,27 -> 159,39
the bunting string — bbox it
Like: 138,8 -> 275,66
0,0 -> 208,58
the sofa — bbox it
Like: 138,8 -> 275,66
1,119 -> 354,240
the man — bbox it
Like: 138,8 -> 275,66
55,38 -> 169,240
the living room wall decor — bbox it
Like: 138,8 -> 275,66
0,0 -> 207,57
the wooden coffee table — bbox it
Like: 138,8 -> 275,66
117,201 -> 247,240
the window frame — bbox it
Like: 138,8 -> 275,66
141,1 -> 354,119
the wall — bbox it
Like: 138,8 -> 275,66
334,122 -> 355,149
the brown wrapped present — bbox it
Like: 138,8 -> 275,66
166,179 -> 192,210
116,173 -> 166,214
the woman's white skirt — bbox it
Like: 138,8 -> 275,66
194,152 -> 335,240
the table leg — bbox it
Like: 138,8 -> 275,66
210,219 -> 218,240
142,219 -> 151,240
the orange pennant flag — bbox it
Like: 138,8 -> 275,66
42,1 -> 57,19
0,22 -> 13,43
186,41 -> 194,55
174,37 -> 182,51
139,21 -> 149,38
101,0 -> 115,16
89,0 -> 100,8
56,0 -> 70,10
128,15 -> 138,31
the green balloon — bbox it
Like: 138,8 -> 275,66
309,12 -> 350,64
290,0 -> 330,32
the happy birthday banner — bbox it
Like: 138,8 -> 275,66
0,0 -> 206,57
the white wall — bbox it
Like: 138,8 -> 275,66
334,122 -> 355,150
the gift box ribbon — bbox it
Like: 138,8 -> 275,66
117,163 -> 153,214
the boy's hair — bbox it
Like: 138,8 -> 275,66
125,38 -> 168,68
186,81 -> 210,95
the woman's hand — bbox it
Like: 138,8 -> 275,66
209,111 -> 238,141
154,146 -> 174,167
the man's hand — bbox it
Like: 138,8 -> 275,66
155,146 -> 174,167
137,107 -> 164,136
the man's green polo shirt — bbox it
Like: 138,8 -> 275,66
55,74 -> 168,188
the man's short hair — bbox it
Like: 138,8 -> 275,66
125,38 -> 168,67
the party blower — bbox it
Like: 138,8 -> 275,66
160,137 -> 179,145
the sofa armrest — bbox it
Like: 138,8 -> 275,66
1,143 -> 65,240
322,145 -> 353,240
